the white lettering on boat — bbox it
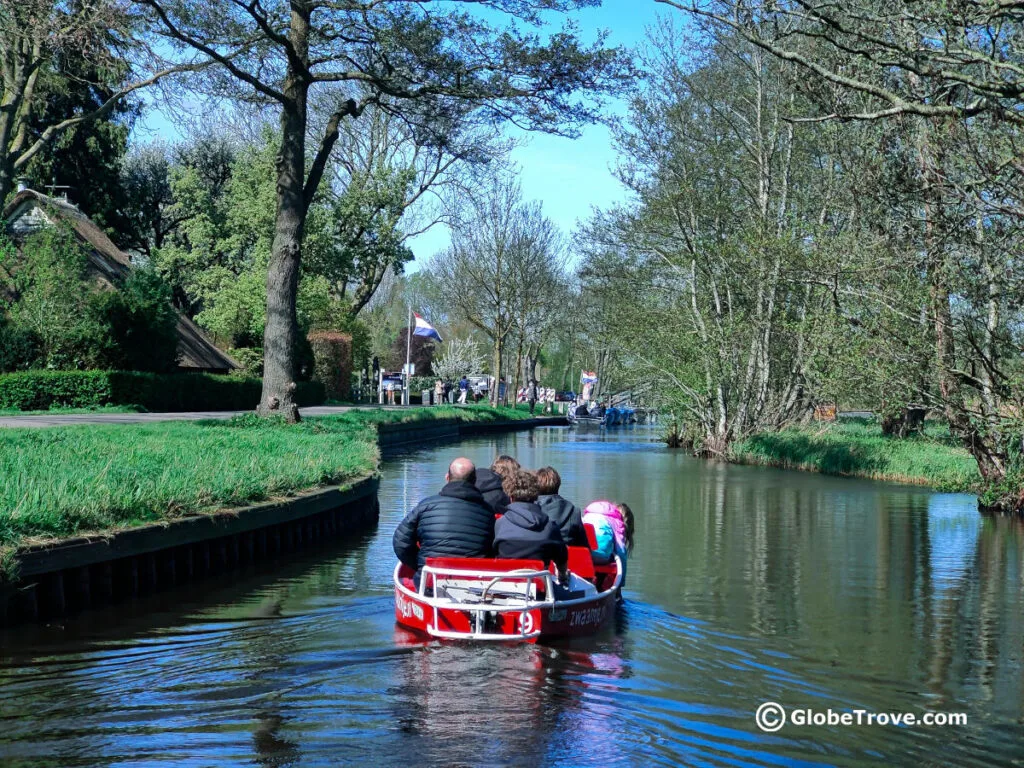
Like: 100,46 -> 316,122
396,592 -> 424,621
569,603 -> 607,627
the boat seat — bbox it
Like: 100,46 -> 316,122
397,563 -> 417,590
424,557 -> 546,573
566,546 -> 596,581
582,524 -> 618,589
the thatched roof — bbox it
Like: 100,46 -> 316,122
2,190 -> 238,373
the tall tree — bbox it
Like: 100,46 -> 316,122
431,178 -> 562,405
0,0 -> 191,205
664,0 -> 1024,508
136,0 -> 630,420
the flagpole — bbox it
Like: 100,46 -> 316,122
404,302 -> 413,406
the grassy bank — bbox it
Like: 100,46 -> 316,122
0,405 -> 530,553
730,421 -> 981,492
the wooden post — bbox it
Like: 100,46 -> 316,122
44,571 -> 66,617
93,563 -> 114,604
68,566 -> 91,609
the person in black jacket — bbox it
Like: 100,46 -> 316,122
494,470 -> 568,578
534,466 -> 588,547
393,457 -> 495,572
474,455 -> 518,514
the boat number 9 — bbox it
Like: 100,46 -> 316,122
519,611 -> 535,634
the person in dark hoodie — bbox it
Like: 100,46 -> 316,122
474,454 -> 519,515
534,466 -> 588,547
393,457 -> 495,574
494,470 -> 568,579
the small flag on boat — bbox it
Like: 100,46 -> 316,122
413,313 -> 443,342
581,370 -> 598,384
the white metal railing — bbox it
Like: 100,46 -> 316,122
393,558 -> 624,641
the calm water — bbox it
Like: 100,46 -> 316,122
2,426 -> 1023,766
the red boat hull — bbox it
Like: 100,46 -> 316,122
393,556 -> 621,643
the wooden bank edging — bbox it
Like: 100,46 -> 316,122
376,415 -> 566,450
2,414 -> 565,625
14,477 -> 380,579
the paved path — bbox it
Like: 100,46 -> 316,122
0,405 -> 406,429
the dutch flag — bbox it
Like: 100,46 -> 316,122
413,313 -> 443,343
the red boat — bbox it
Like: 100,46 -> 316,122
393,543 -> 622,642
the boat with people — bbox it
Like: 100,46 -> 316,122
392,456 -> 633,643
567,411 -> 607,428
567,402 -> 633,428
393,543 -> 622,642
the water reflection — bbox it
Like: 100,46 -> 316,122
1,427 -> 1023,766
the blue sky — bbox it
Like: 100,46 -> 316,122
136,1 -> 670,268
403,1 -> 668,265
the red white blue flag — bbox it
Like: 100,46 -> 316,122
413,313 -> 443,342
581,370 -> 598,384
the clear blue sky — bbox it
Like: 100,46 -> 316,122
135,1 -> 672,267
404,1 -> 669,266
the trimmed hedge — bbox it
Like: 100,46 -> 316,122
0,371 -> 325,412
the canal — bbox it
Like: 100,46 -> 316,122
2,426 -> 1022,766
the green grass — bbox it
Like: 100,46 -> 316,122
0,405 -> 144,416
730,421 -> 982,492
0,405 -> 528,556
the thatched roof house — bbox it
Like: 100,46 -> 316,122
2,189 -> 238,374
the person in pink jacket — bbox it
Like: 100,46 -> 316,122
581,501 -> 635,583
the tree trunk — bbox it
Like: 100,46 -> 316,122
919,133 -> 1007,490
258,42 -> 310,421
490,336 -> 503,406
0,160 -> 13,206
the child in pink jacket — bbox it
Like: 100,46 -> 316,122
582,501 -> 635,583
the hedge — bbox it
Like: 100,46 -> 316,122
0,371 -> 325,412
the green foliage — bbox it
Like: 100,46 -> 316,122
93,267 -> 179,373
227,346 -> 264,378
0,315 -> 39,372
2,227 -> 110,370
0,228 -> 179,373
151,131 -> 378,355
20,56 -> 137,233
0,370 -> 325,412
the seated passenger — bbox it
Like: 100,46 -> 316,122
392,457 -> 495,573
582,500 -> 635,584
474,454 -> 519,515
535,466 -> 588,547
494,470 -> 569,578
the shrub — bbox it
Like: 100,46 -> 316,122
228,346 -> 264,378
308,331 -> 352,401
95,268 -> 179,373
1,228 -> 179,373
0,370 -> 326,412
0,317 -> 39,373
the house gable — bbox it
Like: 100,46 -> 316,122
2,190 -> 239,374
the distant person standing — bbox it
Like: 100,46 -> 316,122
434,379 -> 443,406
458,375 -> 469,404
527,379 -> 538,415
498,376 -> 507,405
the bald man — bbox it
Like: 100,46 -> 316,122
393,457 -> 496,573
